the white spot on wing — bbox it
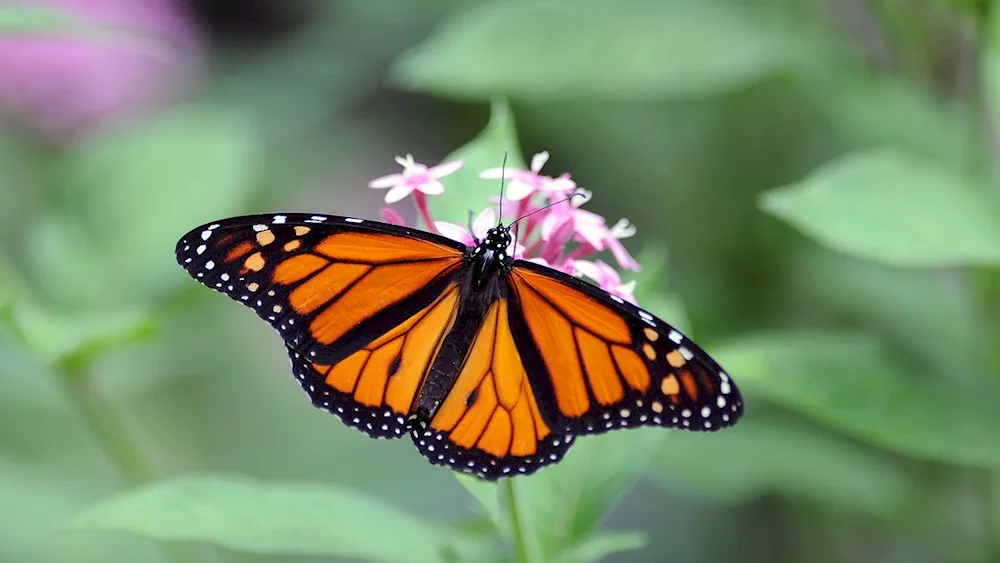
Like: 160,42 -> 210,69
668,330 -> 683,344
201,230 -> 212,240
196,244 -> 206,255
345,217 -> 364,224
273,215 -> 286,224
252,224 -> 267,232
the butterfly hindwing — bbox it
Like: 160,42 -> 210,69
412,298 -> 575,479
176,213 -> 466,438
506,262 -> 743,436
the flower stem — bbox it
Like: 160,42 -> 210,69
412,192 -> 438,234
503,479 -> 536,563
61,365 -> 204,563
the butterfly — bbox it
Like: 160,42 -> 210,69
175,212 -> 743,479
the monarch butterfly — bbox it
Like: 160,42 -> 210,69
176,211 -> 743,479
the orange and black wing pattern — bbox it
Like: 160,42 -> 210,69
175,213 -> 465,438
411,298 -> 575,479
505,261 -> 743,436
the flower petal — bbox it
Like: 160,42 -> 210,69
368,173 -> 404,189
572,259 -> 602,282
429,159 -> 464,178
381,207 -> 408,226
607,237 -> 641,271
479,167 -> 512,180
504,179 -> 535,201
435,221 -> 474,245
417,179 -> 445,196
472,208 -> 497,238
384,183 -> 415,203
530,151 -> 550,173
609,218 -> 637,239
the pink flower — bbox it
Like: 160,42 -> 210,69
372,148 -> 642,305
573,260 -> 637,304
539,189 -> 641,271
479,151 -> 576,201
0,0 -> 202,142
369,154 -> 464,204
436,208 -> 525,258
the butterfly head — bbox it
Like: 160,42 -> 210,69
480,225 -> 513,260
469,224 -> 513,289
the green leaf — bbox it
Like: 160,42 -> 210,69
432,99 -> 524,225
649,415 -> 913,517
632,244 -> 690,333
759,149 -> 1000,267
799,72 -> 975,171
27,103 -> 259,308
554,531 -> 647,563
75,475 -> 457,562
8,302 -> 153,369
391,0 -> 801,101
714,331 -> 1000,467
455,474 -> 501,527
794,248 -> 977,377
521,428 -> 663,560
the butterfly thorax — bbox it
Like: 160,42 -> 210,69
468,225 -> 513,290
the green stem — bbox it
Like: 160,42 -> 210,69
969,1 -> 1000,556
60,365 -> 204,563
503,479 -> 535,563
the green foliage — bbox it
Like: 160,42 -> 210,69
26,104 -> 259,308
717,331 -> 1000,466
74,476 -> 468,562
391,0 -> 802,100
760,149 -> 1000,266
3,1 -> 1000,562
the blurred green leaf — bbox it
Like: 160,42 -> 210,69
715,331 -> 1000,467
649,415 -> 912,517
521,428 -> 663,560
760,148 -> 1000,266
432,99 -> 525,225
455,474 -> 501,527
27,104 -> 259,308
795,248 -> 977,377
7,302 -> 152,369
75,475 -> 457,562
799,72 -> 975,170
391,0 -> 801,101
554,531 -> 647,563
632,244 -> 690,333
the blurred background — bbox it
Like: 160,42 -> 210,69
3,0 -> 1000,562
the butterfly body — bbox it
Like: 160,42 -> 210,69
177,213 -> 743,479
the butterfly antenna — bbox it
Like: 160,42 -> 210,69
498,150 -> 508,225
510,191 -> 585,227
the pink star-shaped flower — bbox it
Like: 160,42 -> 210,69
479,151 -> 576,201
369,154 -> 463,204
572,259 -> 637,304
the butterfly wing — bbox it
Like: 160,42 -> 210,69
411,297 -> 575,480
505,261 -> 743,435
175,213 -> 466,438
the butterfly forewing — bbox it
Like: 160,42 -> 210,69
175,213 -> 466,437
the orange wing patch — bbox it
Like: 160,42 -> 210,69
412,299 -> 575,479
301,283 -> 460,437
315,232 -> 460,263
508,266 -> 742,436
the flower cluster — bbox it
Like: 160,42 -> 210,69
368,151 -> 640,303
